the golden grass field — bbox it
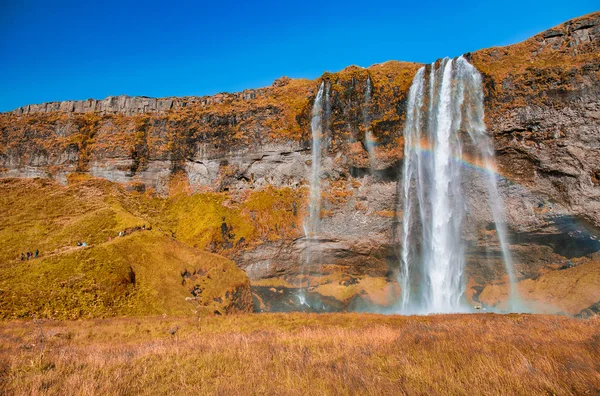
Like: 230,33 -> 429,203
0,313 -> 598,395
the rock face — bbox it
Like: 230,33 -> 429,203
12,96 -> 177,116
1,12 -> 599,312
466,13 -> 600,303
472,13 -> 600,230
577,300 -> 600,318
10,89 -> 273,116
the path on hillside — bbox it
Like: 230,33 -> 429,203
8,226 -> 153,264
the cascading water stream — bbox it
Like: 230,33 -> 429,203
400,68 -> 425,312
457,59 -> 519,309
399,56 -> 519,314
299,81 -> 328,306
305,81 -> 326,238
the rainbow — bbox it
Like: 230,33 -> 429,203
409,137 -> 505,179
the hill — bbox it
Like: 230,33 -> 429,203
0,177 -> 252,319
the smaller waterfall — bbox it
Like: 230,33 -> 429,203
458,59 -> 519,309
305,82 -> 326,237
363,77 -> 376,169
300,81 -> 328,306
399,57 -> 519,314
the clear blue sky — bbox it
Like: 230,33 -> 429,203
1,1 -> 598,112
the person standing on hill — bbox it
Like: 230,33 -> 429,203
35,249 -> 39,258
21,253 -> 25,261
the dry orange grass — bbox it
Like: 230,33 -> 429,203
0,313 -> 598,395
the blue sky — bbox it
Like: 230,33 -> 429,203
0,1 -> 597,112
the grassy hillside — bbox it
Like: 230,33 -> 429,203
0,313 -> 598,394
0,177 -> 252,319
0,176 -> 141,263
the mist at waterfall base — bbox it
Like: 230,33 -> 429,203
295,57 -> 527,315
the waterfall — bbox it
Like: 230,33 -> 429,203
363,76 -> 376,169
400,67 -> 425,312
305,81 -> 326,238
457,59 -> 519,310
299,81 -> 328,306
399,56 -> 518,314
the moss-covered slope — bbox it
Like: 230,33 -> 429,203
0,177 -> 252,319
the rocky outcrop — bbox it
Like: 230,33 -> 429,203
10,88 -> 272,116
472,12 -> 600,231
576,300 -> 600,318
478,259 -> 600,314
1,12 -> 599,312
462,12 -> 600,295
12,95 -> 178,116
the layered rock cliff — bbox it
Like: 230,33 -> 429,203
1,12 -> 599,313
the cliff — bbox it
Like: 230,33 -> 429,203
1,11 -> 599,314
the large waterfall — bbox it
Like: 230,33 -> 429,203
399,56 -> 517,314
